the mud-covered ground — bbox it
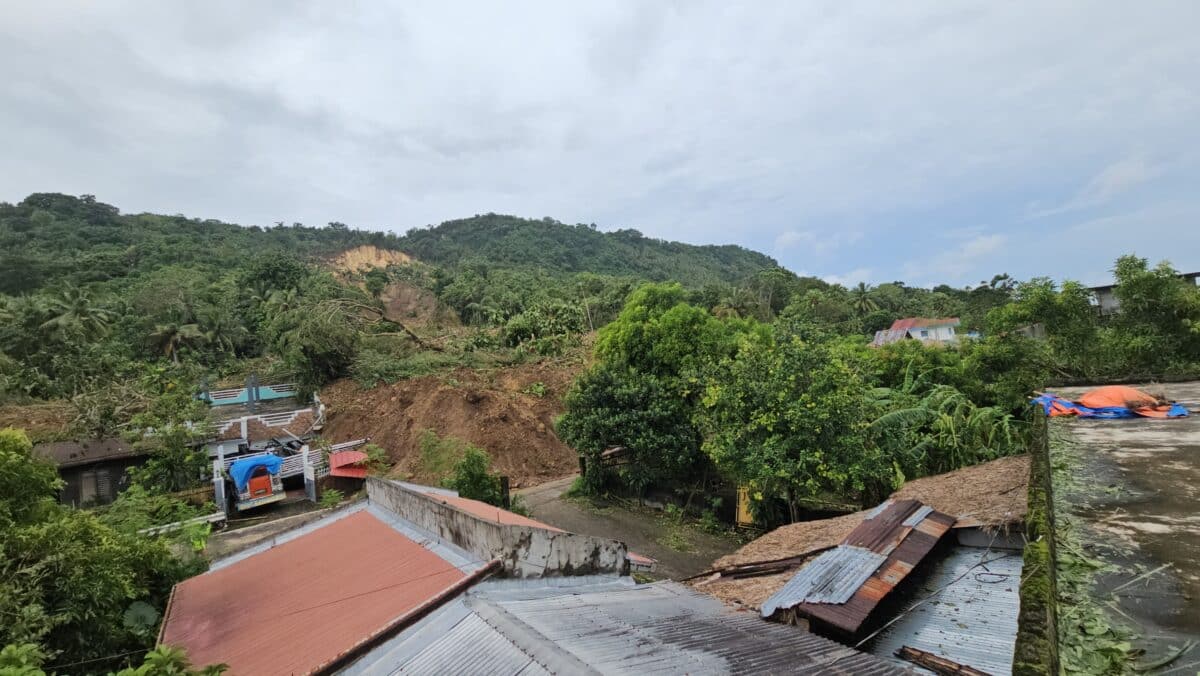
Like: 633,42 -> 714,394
1051,381 -> 1200,660
518,475 -> 745,580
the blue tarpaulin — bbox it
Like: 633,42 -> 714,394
229,455 -> 283,491
1031,393 -> 1188,419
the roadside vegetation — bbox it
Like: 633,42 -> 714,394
2,192 -> 1200,668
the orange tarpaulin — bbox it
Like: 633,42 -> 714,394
1077,386 -> 1174,418
1032,386 -> 1187,419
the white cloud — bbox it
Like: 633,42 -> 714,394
823,267 -> 873,287
0,2 -> 1197,283
1029,155 -> 1161,218
902,233 -> 1008,284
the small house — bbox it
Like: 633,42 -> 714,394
872,317 -> 961,347
33,438 -> 147,507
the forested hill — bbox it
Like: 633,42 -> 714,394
0,194 -> 775,294
396,214 -> 776,285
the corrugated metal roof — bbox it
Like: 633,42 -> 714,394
868,547 -> 1023,675
760,547 -> 887,613
33,438 -> 140,467
348,577 -> 909,675
329,451 -> 369,478
159,509 -> 480,676
764,500 -> 955,636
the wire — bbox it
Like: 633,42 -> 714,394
46,648 -> 150,670
854,529 -> 1014,649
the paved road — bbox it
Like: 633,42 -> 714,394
518,475 -> 742,580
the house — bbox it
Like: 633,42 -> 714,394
1089,271 -> 1200,316
871,317 -> 961,347
33,437 -> 146,507
158,477 -> 903,675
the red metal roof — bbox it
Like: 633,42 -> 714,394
889,317 -> 960,332
328,451 -> 369,478
787,500 -> 954,636
159,510 -> 468,675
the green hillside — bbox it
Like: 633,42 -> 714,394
0,194 -> 774,294
397,214 -> 776,286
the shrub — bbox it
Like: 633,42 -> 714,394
442,446 -> 504,506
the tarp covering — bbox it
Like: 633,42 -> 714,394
229,454 -> 283,490
1032,386 -> 1188,419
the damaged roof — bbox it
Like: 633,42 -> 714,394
867,546 -> 1024,675
761,499 -> 955,635
344,576 -> 910,675
708,455 -> 1028,574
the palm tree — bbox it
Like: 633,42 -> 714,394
266,288 -> 300,317
151,322 -> 206,363
851,282 -> 879,315
40,285 -> 114,340
200,310 -> 247,354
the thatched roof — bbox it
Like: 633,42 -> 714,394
692,454 -> 1030,611
892,453 -> 1029,529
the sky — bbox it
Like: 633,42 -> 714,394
2,2 -> 1198,288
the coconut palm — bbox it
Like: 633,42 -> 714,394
151,322 -> 206,363
39,285 -> 114,340
851,282 -> 879,315
200,310 -> 247,354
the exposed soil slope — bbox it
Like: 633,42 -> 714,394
379,281 -> 460,329
319,359 -> 583,488
328,244 -> 412,273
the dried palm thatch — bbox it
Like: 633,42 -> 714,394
691,455 -> 1030,610
892,453 -> 1029,529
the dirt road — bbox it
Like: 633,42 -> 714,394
518,475 -> 743,580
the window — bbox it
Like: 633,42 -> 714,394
919,330 -> 928,338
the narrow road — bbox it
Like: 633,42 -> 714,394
518,475 -> 742,580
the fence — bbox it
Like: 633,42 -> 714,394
201,383 -> 299,407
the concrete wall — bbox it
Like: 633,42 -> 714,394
366,477 -> 628,578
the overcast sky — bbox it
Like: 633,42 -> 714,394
2,2 -> 1198,287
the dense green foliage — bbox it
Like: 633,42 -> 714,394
558,283 -> 768,493
563,285 -> 1044,520
443,446 -> 506,506
1,643 -> 226,676
0,429 -> 204,672
989,255 -> 1200,379
401,214 -> 776,287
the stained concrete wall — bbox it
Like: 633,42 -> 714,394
367,477 -> 628,577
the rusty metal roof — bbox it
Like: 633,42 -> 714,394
158,508 -> 486,676
762,499 -> 954,636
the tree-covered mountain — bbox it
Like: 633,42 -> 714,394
397,214 -> 776,286
0,194 -> 774,294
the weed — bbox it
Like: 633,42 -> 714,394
319,488 -> 344,508
521,381 -> 548,398
417,429 -> 466,478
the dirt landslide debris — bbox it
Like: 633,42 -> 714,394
319,360 -> 583,488
327,244 -> 412,273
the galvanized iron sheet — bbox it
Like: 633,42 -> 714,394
349,577 -> 910,675
868,546 -> 1023,675
760,546 -> 887,615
